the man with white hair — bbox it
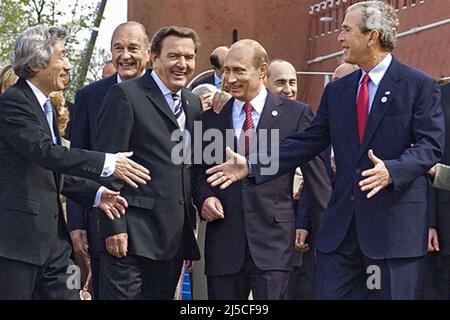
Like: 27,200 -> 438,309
205,1 -> 444,300
0,25 -> 150,299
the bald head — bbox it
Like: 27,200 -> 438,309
210,46 -> 229,78
223,39 -> 268,102
267,59 -> 297,100
332,62 -> 359,80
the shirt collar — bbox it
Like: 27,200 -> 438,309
359,53 -> 392,86
150,70 -> 182,97
234,85 -> 268,115
117,69 -> 146,84
214,73 -> 222,87
26,80 -> 48,110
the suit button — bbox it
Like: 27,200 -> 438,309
351,195 -> 355,201
179,200 -> 185,205
179,136 -> 183,142
355,169 -> 361,174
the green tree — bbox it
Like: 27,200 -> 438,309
0,0 -> 107,99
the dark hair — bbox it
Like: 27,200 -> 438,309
150,26 -> 200,56
210,54 -> 221,69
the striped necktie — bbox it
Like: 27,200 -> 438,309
172,93 -> 186,130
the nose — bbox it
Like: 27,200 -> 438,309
177,56 -> 187,68
282,83 -> 291,94
120,48 -> 132,60
64,57 -> 72,71
338,31 -> 345,42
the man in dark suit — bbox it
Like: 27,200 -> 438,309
193,39 -> 331,300
206,1 -> 444,300
95,26 -> 202,300
67,21 -> 150,297
190,46 -> 229,90
421,82 -> 450,299
0,26 -> 150,300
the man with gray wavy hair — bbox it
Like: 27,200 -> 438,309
205,0 -> 444,299
0,25 -> 150,299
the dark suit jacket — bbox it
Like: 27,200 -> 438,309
193,91 -> 331,276
189,73 -> 215,90
0,78 -> 105,266
430,83 -> 450,254
254,56 -> 444,259
95,70 -> 201,261
67,74 -> 118,233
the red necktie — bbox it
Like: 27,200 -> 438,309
240,102 -> 254,155
356,73 -> 369,144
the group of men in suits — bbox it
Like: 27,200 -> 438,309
0,25 -> 150,299
206,0 -> 445,300
2,0 -> 448,300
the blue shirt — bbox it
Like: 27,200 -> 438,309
358,53 -> 392,113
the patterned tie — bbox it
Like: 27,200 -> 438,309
43,99 -> 57,144
356,73 -> 369,144
171,93 -> 186,130
240,102 -> 255,156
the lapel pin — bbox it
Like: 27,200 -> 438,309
381,97 -> 388,103
272,110 -> 279,117
384,91 -> 391,95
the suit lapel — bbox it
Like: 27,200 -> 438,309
19,79 -> 62,190
181,88 -> 196,133
217,100 -> 237,151
340,72 -> 360,159
357,58 -> 401,160
19,79 -> 55,140
143,71 -> 179,128
256,91 -> 282,131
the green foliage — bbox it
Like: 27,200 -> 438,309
0,0 -> 105,100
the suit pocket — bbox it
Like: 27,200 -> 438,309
5,197 -> 40,215
274,201 -> 295,223
126,196 -> 155,210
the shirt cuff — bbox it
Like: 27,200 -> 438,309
101,153 -> 116,177
93,186 -> 106,207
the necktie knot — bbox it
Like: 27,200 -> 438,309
362,73 -> 369,85
44,99 -> 53,114
243,102 -> 253,115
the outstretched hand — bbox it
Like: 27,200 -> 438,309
359,149 -> 391,198
206,147 -> 249,189
98,188 -> 128,220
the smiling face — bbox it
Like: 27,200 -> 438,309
30,40 -> 71,96
223,46 -> 266,102
337,8 -> 371,67
267,61 -> 297,100
111,24 -> 150,81
151,35 -> 196,92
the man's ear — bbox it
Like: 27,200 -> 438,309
368,29 -> 380,46
259,63 -> 268,80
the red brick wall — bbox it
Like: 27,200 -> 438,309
128,0 -> 450,111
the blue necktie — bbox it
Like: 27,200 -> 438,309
43,99 -> 57,144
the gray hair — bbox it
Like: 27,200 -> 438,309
11,25 -> 67,79
111,21 -> 150,49
348,1 -> 399,52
